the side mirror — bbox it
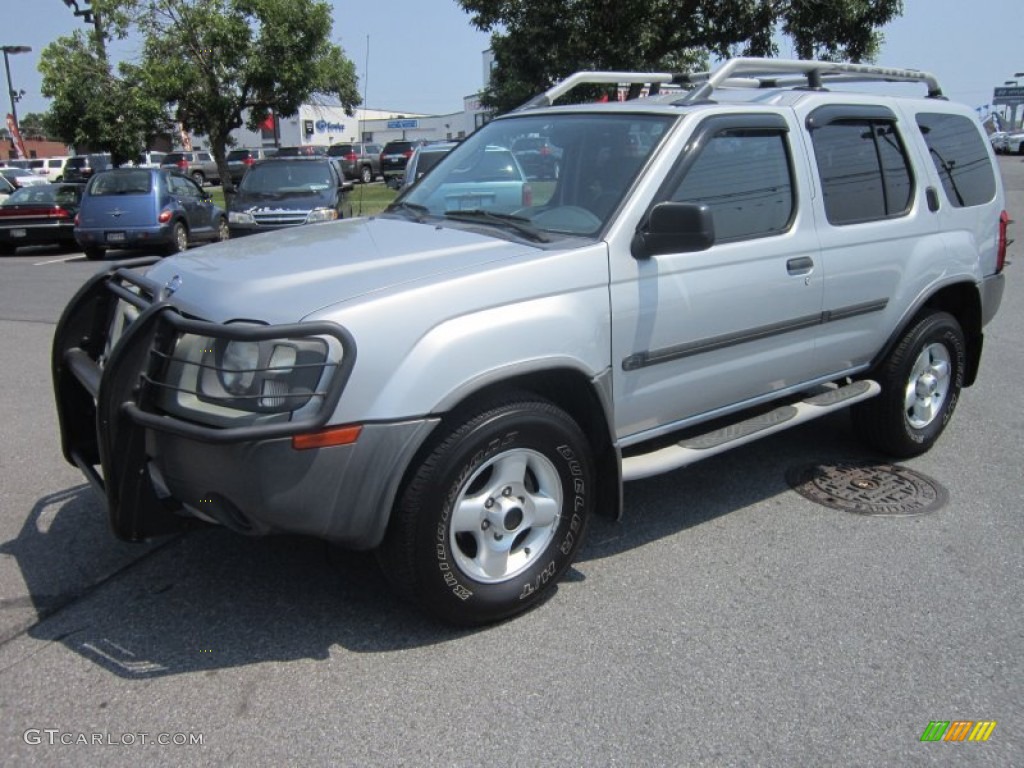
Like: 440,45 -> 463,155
631,202 -> 715,258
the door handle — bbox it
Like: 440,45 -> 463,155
787,256 -> 814,275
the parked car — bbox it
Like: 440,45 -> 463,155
133,150 -> 167,169
9,158 -> 47,175
74,167 -> 227,260
327,142 -> 381,183
511,135 -> 562,179
160,151 -> 220,187
0,167 -> 51,189
0,174 -> 14,203
226,147 -> 276,184
1005,131 -> 1024,154
412,145 -> 532,213
0,183 -> 83,255
62,154 -> 112,183
401,142 -> 457,190
989,131 -> 1009,154
226,157 -> 353,236
40,156 -> 71,182
53,58 -> 1007,626
380,140 -> 424,186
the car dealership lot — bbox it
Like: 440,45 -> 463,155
0,157 -> 1021,766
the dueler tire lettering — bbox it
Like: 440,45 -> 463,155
852,310 -> 966,458
376,395 -> 593,626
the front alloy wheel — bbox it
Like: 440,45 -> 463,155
378,396 -> 593,625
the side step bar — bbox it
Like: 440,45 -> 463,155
621,380 -> 880,481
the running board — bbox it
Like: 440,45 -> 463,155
621,380 -> 880,481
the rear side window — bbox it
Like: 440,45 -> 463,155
811,119 -> 913,225
916,112 -> 996,208
668,130 -> 795,241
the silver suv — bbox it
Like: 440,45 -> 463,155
160,150 -> 220,186
53,58 -> 1008,626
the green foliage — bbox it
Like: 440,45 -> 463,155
39,30 -> 170,164
17,113 -> 49,140
458,0 -> 904,113
136,0 -> 361,191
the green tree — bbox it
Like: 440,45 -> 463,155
39,29 -> 171,165
17,113 -> 49,140
458,0 -> 904,113
136,0 -> 361,193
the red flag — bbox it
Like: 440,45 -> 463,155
6,114 -> 27,160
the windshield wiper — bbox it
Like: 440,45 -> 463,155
384,201 -> 430,222
442,209 -> 550,243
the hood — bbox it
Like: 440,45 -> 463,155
142,216 -> 536,324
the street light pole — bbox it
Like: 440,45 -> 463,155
2,45 -> 31,158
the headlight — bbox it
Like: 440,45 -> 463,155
198,337 -> 329,413
228,211 -> 255,225
305,207 -> 338,224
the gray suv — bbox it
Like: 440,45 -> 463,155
53,58 -> 1007,626
160,150 -> 220,186
327,142 -> 381,183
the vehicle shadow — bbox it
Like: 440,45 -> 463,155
8,413 -> 880,679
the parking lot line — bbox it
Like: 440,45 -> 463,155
33,255 -> 86,266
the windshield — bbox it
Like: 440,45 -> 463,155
396,113 -> 673,236
238,162 -> 334,194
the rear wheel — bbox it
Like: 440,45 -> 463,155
165,221 -> 188,255
0,244 -> 15,256
191,171 -> 205,187
852,310 -> 965,458
216,216 -> 229,242
377,396 -> 593,625
84,246 -> 105,261
360,165 -> 373,184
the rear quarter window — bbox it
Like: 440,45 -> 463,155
916,112 -> 996,208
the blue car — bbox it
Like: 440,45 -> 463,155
75,168 -> 228,261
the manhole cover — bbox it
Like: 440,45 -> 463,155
786,460 -> 947,516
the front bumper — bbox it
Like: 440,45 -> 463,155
52,260 -> 431,547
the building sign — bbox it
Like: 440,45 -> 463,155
993,86 -> 1024,106
303,120 -> 315,136
315,120 -> 345,133
387,119 -> 419,130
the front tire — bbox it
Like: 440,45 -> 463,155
378,396 -> 593,625
215,216 -> 229,242
359,165 -> 373,184
852,310 -> 965,458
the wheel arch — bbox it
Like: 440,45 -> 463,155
396,367 -> 622,524
872,280 -> 983,386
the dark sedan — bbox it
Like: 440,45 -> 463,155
0,183 -> 83,255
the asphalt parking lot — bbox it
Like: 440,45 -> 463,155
0,156 -> 1021,766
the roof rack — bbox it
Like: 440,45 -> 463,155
516,57 -> 944,111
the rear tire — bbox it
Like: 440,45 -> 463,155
0,244 -> 15,256
216,216 -> 229,242
377,396 -> 593,625
360,165 -> 373,184
84,246 -> 105,261
852,310 -> 965,458
191,171 -> 205,187
164,221 -> 188,255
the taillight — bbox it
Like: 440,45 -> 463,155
177,159 -> 188,170
158,210 -> 173,223
345,152 -> 358,162
403,149 -> 414,158
522,184 -> 533,208
996,210 -> 1009,274
243,156 -> 255,166
51,206 -> 70,219
539,145 -> 550,156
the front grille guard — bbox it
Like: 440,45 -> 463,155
52,257 -> 357,540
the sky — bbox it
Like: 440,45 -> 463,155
1,0 -> 1022,121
